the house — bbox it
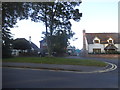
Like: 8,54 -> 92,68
12,37 -> 40,56
28,36 -> 40,53
39,39 -> 47,49
39,39 -> 48,54
83,30 -> 120,54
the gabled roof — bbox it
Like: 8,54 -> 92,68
31,42 -> 40,51
104,44 -> 117,50
85,33 -> 120,44
39,39 -> 46,43
14,38 -> 40,51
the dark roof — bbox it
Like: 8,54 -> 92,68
104,44 -> 118,50
31,42 -> 40,51
85,33 -> 120,44
16,38 -> 28,41
15,38 -> 40,51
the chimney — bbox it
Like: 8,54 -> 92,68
83,29 -> 86,34
82,29 -> 87,56
83,30 -> 86,50
29,36 -> 31,44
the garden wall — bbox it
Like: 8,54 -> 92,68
87,54 -> 120,59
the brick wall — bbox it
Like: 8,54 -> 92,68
87,54 -> 120,59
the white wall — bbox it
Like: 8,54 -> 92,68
85,37 -> 89,51
88,44 -> 105,53
11,49 -> 20,56
115,44 -> 120,51
88,44 -> 120,53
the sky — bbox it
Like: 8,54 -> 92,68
10,0 -> 119,49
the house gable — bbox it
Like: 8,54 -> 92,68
93,37 -> 100,44
107,37 -> 114,44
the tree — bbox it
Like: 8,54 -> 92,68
30,2 -> 82,56
52,30 -> 68,55
2,1 -> 82,57
2,2 -> 32,58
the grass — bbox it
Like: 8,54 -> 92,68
2,57 -> 107,67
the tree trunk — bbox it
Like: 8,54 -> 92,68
45,4 -> 52,57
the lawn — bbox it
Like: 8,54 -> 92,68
3,57 -> 107,67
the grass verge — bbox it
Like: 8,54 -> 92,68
3,57 -> 107,67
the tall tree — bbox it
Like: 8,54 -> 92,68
2,1 -> 82,57
30,2 -> 82,56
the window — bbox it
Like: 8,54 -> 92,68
93,37 -> 100,44
107,38 -> 113,44
93,49 -> 101,54
94,40 -> 99,43
109,40 -> 112,43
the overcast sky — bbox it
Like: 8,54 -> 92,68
10,0 -> 119,49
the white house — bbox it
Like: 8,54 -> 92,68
83,30 -> 120,54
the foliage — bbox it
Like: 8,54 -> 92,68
2,2 -> 82,57
51,30 -> 68,55
30,2 -> 82,56
2,2 -> 32,58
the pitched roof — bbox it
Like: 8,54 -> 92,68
31,42 -> 40,51
85,33 -> 120,44
104,44 -> 118,50
39,39 -> 46,43
15,38 -> 40,51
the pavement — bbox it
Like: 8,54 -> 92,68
2,61 -> 117,73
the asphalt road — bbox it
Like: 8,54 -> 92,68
2,66 -> 118,88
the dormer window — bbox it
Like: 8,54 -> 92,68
94,40 -> 99,43
109,40 -> 112,43
107,38 -> 113,44
93,37 -> 100,44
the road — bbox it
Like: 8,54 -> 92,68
2,66 -> 118,88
